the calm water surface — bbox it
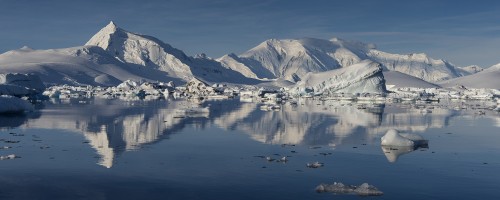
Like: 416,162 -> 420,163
0,98 -> 499,200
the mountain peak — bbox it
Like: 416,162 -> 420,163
85,21 -> 123,49
103,21 -> 119,33
19,46 -> 34,51
108,21 -> 116,27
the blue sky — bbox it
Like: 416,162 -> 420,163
1,0 -> 500,67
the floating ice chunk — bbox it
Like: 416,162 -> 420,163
316,182 -> 383,196
0,95 -> 34,114
266,156 -> 275,162
381,129 -> 427,147
0,154 -> 18,160
306,161 -> 324,168
185,78 -> 216,96
117,80 -> 139,90
353,183 -> 384,196
316,182 -> 355,193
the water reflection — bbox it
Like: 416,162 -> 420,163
213,99 -> 461,147
0,112 -> 41,129
381,145 -> 428,163
11,98 -> 212,168
3,98 -> 496,167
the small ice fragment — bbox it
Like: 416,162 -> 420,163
316,182 -> 383,196
280,156 -> 288,162
316,182 -> 355,193
306,161 -> 324,168
0,154 -> 18,160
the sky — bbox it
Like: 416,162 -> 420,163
1,0 -> 500,67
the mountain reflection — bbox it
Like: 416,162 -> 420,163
15,98 -> 212,168
5,98 -> 493,167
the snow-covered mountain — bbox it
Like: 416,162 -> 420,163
0,21 -> 495,90
439,64 -> 500,89
86,21 -> 193,79
218,37 -> 470,83
458,65 -> 483,74
0,22 -> 256,86
218,38 -> 370,82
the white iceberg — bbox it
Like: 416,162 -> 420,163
306,161 -> 324,168
381,129 -> 428,147
353,183 -> 384,196
289,60 -> 386,95
0,154 -> 18,160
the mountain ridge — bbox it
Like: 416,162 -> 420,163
219,37 -> 473,83
0,21 -> 496,90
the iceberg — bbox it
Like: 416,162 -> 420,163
381,129 -> 428,147
0,154 -> 18,160
289,60 -> 386,95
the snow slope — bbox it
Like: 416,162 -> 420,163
219,37 -> 469,83
0,46 -> 184,86
290,60 -> 386,95
383,71 -> 439,89
459,65 -> 483,74
439,64 -> 500,89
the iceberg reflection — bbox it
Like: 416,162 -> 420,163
381,145 -> 428,163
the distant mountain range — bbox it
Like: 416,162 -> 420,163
0,21 -> 498,89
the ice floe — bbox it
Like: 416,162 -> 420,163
316,182 -> 383,196
0,154 -> 19,160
